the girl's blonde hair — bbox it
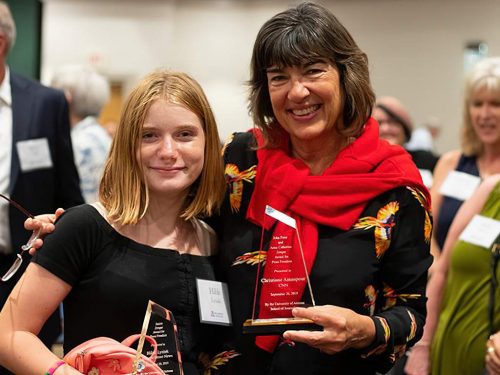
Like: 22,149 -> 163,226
99,71 -> 225,225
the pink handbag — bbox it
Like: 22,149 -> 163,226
63,334 -> 165,374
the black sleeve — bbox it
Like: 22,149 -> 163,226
32,204 -> 103,286
363,187 -> 433,372
208,131 -> 257,237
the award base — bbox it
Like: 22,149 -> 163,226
242,317 -> 322,335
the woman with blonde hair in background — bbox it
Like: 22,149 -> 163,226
430,57 -> 500,264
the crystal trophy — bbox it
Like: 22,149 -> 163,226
134,300 -> 184,375
243,205 -> 321,335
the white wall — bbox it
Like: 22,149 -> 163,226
336,0 -> 500,154
41,0 -> 500,153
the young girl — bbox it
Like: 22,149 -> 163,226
0,71 -> 226,375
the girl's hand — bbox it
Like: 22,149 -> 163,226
24,208 -> 65,255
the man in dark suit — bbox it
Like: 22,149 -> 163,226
0,2 -> 83,372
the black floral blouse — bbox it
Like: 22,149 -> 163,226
209,132 -> 432,375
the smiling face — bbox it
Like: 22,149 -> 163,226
266,60 -> 343,147
139,100 -> 205,200
469,87 -> 500,148
372,106 -> 407,146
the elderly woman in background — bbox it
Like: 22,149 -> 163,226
51,65 -> 112,203
430,57 -> 500,263
372,96 -> 439,188
215,3 -> 432,374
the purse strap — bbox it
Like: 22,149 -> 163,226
122,334 -> 159,362
488,233 -> 500,336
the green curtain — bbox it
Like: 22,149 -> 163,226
5,0 -> 42,80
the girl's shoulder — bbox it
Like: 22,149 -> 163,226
192,218 -> 218,256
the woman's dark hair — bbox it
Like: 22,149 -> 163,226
248,2 -> 375,146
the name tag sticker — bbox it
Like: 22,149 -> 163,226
196,279 -> 232,326
439,171 -> 481,201
16,138 -> 53,172
418,169 -> 433,188
459,215 -> 500,249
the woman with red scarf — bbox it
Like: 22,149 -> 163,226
214,3 -> 432,374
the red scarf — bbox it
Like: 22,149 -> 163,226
247,118 -> 429,352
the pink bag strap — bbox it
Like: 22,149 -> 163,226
121,334 -> 159,362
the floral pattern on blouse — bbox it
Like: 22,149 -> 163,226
363,316 -> 391,358
354,201 -> 399,258
231,250 -> 266,266
199,350 -> 241,375
364,284 -> 378,316
224,164 -> 257,212
407,186 -> 432,243
382,283 -> 422,311
221,133 -> 235,157
407,309 -> 417,342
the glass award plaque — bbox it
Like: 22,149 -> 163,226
134,300 -> 184,375
243,205 -> 321,335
